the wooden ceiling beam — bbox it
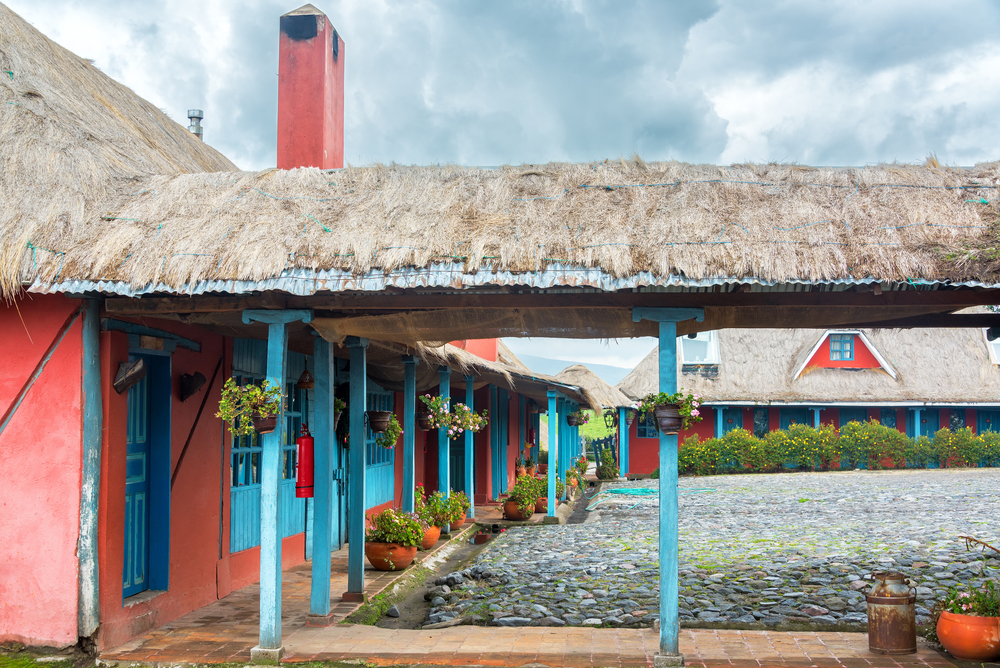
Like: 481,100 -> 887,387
104,288 -> 1000,315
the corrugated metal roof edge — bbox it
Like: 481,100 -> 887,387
26,262 -> 1000,297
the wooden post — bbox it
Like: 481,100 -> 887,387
811,407 -> 822,429
310,337 -> 334,616
241,309 -> 312,662
346,336 -> 368,599
632,307 -> 704,667
716,406 -> 726,438
913,408 -> 923,438
546,390 -> 557,517
402,356 -> 417,513
438,366 -> 451,532
465,375 -> 475,519
619,406 -> 630,477
78,299 -> 101,638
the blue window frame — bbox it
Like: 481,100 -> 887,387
880,408 -> 897,429
752,408 -> 768,438
829,334 -> 854,361
365,390 -> 395,507
637,413 -> 658,439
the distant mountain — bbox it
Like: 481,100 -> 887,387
514,353 -> 632,385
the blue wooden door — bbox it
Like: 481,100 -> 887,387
124,359 -> 150,598
722,407 -> 743,434
779,408 -> 810,430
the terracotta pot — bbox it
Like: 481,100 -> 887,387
474,533 -> 492,544
366,410 -> 392,433
515,466 -> 526,478
937,611 -> 1000,661
333,411 -> 342,431
364,542 -> 418,571
420,525 -> 441,550
567,415 -> 579,427
538,464 -> 547,474
417,412 -> 432,431
653,404 -> 683,434
453,511 -> 466,527
534,497 -> 547,513
503,499 -> 533,521
569,476 -> 579,488
252,416 -> 277,434
526,465 -> 536,477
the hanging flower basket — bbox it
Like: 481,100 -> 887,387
252,415 -> 278,434
626,410 -> 635,427
333,411 -> 342,431
417,412 -> 432,431
566,414 -> 579,427
366,410 -> 392,433
653,405 -> 683,434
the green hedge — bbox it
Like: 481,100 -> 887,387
677,421 -> 1000,476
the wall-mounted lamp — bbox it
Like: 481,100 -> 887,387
179,372 -> 207,402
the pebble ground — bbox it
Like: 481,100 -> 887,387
422,468 -> 1000,628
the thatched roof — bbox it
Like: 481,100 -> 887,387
497,340 -> 531,373
6,1 -> 1000,302
19,161 -> 1000,298
554,364 -> 631,409
615,318 -> 1000,404
0,2 -> 236,297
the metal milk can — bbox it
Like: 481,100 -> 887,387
866,572 -> 917,654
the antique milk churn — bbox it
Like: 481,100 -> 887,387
866,572 -> 917,654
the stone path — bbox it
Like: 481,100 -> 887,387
424,469 -> 1000,628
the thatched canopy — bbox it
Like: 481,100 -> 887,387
554,364 -> 631,410
0,2 -> 235,297
615,319 -> 1000,404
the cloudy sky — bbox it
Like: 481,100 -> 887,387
10,0 -> 1000,371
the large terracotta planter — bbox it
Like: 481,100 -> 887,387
534,497 -> 549,513
653,404 -> 683,434
526,465 -> 536,477
366,410 -> 392,433
453,511 -> 467,527
515,466 -> 526,478
420,525 -> 441,550
937,611 -> 1000,661
364,542 -> 418,571
503,499 -> 533,521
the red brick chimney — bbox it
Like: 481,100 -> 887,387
277,4 -> 344,169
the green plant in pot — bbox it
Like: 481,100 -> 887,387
216,378 -> 283,435
637,390 -> 703,434
333,397 -> 346,430
364,507 -> 426,571
448,490 -> 471,526
935,579 -> 1000,661
504,475 -> 541,520
596,448 -> 620,480
374,414 -> 403,449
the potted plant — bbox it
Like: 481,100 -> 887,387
575,454 -> 588,478
936,580 -> 1000,661
525,453 -> 537,478
535,477 -> 565,513
334,397 -> 346,431
419,394 -> 451,429
565,468 -> 579,490
567,409 -> 589,427
374,414 -> 402,449
504,475 -> 541,520
596,448 -> 620,480
414,484 -> 449,548
364,507 -> 426,571
448,491 -> 470,527
450,402 -> 488,434
366,409 -> 393,433
625,408 -> 636,426
416,411 -> 432,431
515,454 -> 527,478
637,390 -> 703,434
216,378 -> 283,435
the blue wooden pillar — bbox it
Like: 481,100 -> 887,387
913,408 -> 923,438
78,299 -> 102,638
242,310 -> 312,660
438,366 -> 451,532
619,406 -> 630,477
346,336 -> 368,598
811,407 -> 822,429
465,375 -> 475,519
402,356 -> 417,513
546,390 -> 557,517
715,406 -> 725,437
310,336 -> 335,616
633,308 -> 704,664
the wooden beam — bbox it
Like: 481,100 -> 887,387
104,288 -> 1000,315
837,313 -> 1000,329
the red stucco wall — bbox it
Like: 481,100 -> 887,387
0,294 -> 83,648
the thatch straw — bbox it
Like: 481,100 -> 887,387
15,159 -> 1000,297
0,2 -> 235,297
553,364 -> 631,409
615,315 -> 1000,403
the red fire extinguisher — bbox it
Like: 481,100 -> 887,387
295,423 -> 314,498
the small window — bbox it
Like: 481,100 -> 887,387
680,331 -> 719,364
829,333 -> 854,361
983,329 -> 1000,365
880,408 -> 897,429
950,409 -> 966,430
637,413 -> 658,439
752,408 -> 768,438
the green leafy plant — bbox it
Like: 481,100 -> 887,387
568,409 -> 590,425
450,402 -> 488,433
215,378 -> 283,436
419,394 -> 451,429
365,507 -> 426,547
507,475 -> 544,516
334,397 -> 346,412
637,390 -> 703,429
414,484 -> 451,527
933,427 -> 984,468
596,448 -> 620,480
374,413 -> 403,449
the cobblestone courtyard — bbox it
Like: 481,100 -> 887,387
424,468 -> 1000,628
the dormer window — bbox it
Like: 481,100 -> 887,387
984,328 -> 1000,365
829,333 -> 854,361
680,331 -> 719,364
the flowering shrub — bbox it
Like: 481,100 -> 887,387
366,507 -> 426,547
637,390 -> 703,430
414,484 -> 451,527
933,427 -> 983,468
940,580 -> 999,616
448,491 -> 470,523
